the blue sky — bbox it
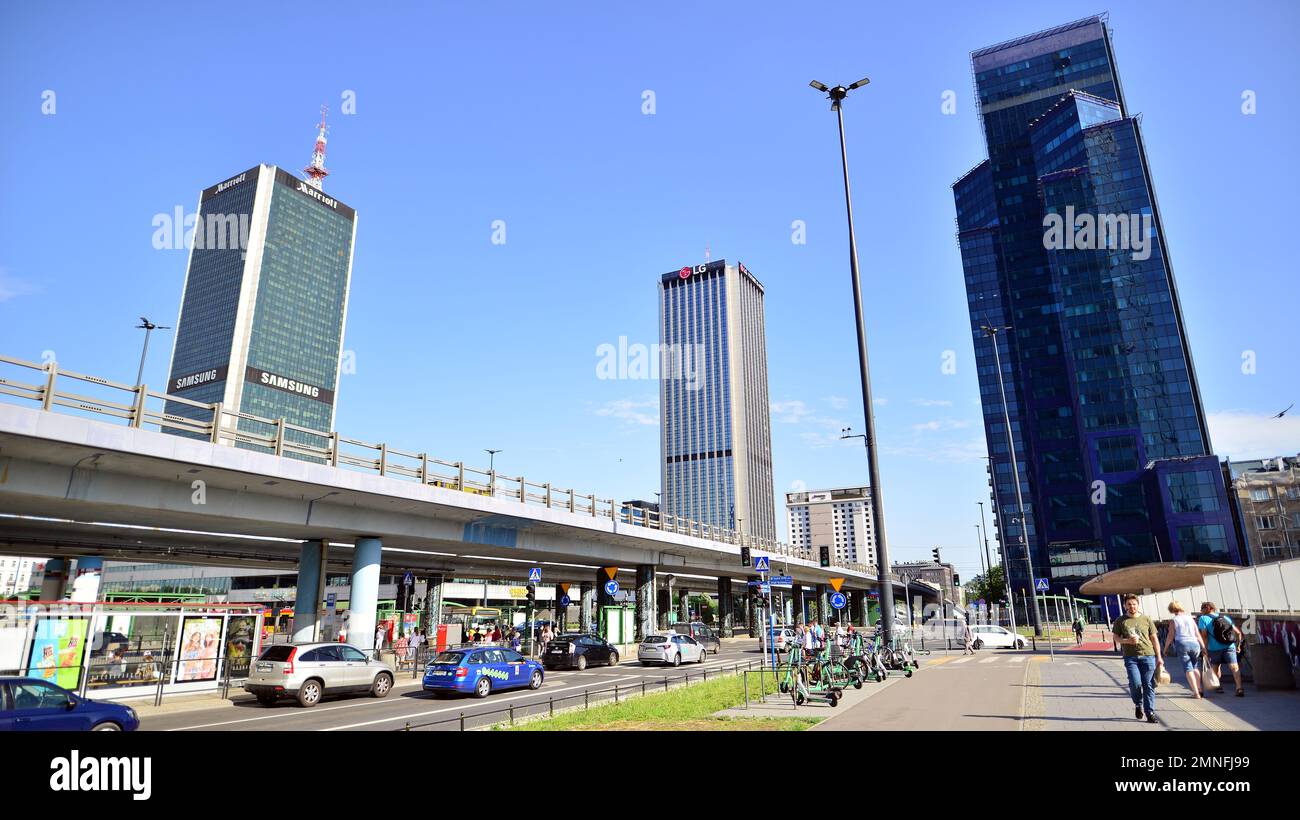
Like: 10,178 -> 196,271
2,1 -> 1297,583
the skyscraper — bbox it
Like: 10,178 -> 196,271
164,118 -> 356,444
953,16 -> 1239,595
659,259 -> 776,541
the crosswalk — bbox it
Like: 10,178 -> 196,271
928,654 -> 1033,668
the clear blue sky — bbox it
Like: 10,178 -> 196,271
2,1 -> 1297,583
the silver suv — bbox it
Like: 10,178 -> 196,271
245,643 -> 395,707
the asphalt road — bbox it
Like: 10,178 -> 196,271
143,645 -> 766,732
812,649 -> 1038,731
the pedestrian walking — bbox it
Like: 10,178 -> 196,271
1112,593 -> 1164,723
1073,617 -> 1085,645
375,624 -> 386,656
394,631 -> 409,664
1162,600 -> 1207,699
962,620 -> 975,655
1198,601 -> 1245,697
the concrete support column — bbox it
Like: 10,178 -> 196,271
424,573 -> 444,641
68,557 -> 103,603
816,584 -> 830,625
852,589 -> 868,627
635,565 -> 656,641
580,582 -> 594,633
792,586 -> 807,625
656,585 -> 671,629
40,559 -> 68,601
747,591 -> 759,636
717,577 -> 734,638
679,585 -> 690,624
293,540 -> 327,643
347,537 -> 383,655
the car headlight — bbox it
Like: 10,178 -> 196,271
126,707 -> 137,719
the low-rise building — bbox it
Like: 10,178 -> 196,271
785,486 -> 876,569
1226,455 -> 1300,564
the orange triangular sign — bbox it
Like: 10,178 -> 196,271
603,567 -> 619,581
829,578 -> 845,593
559,583 -> 571,595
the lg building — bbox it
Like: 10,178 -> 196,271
658,259 -> 776,542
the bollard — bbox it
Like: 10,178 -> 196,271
404,722 -> 410,731
642,680 -> 647,696
704,669 -> 708,681
614,685 -> 619,704
744,674 -> 749,709
665,676 -> 669,692
584,691 -> 589,709
549,697 -> 554,717
509,704 -> 514,726
459,712 -> 465,731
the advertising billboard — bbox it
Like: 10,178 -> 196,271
27,617 -> 89,690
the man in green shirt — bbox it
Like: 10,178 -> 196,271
1112,593 -> 1164,723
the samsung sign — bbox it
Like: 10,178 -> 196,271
245,366 -> 335,405
171,365 -> 228,393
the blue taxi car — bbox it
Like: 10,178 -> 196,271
1,677 -> 140,731
422,646 -> 544,698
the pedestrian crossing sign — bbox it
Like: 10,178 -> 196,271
1034,577 -> 1050,592
754,556 -> 770,573
528,567 -> 542,583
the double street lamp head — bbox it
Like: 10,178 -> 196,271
809,77 -> 870,108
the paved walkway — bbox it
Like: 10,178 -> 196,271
1023,650 -> 1300,731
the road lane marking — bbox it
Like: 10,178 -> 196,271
950,657 -> 973,664
1008,656 -> 1026,663
978,657 -> 998,664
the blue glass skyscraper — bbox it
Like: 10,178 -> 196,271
954,16 -> 1240,597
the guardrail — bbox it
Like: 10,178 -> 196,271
0,354 -> 872,575
393,658 -> 763,730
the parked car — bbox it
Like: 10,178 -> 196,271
969,625 -> 1027,650
244,642 -> 395,707
543,633 -> 619,670
422,646 -> 544,698
670,622 -> 721,654
0,677 -> 139,731
638,633 -> 706,666
768,625 -> 797,651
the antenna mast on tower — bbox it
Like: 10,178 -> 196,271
303,105 -> 330,190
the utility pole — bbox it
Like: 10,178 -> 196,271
134,317 -> 171,387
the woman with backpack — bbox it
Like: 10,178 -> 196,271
1198,601 -> 1245,697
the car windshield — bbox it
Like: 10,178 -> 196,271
431,651 -> 465,665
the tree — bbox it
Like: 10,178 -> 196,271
964,565 -> 1007,609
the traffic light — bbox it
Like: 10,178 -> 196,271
953,574 -> 961,587
932,547 -> 941,563
740,546 -> 751,568
819,546 -> 831,567
526,584 -> 536,603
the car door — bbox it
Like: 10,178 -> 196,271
335,644 -> 372,690
0,683 -> 14,731
8,680 -> 86,731
499,649 -> 527,689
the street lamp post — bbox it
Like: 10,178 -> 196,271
977,501 -> 994,575
980,324 -> 1043,637
485,449 -> 501,496
811,74 -> 895,643
134,317 -> 171,388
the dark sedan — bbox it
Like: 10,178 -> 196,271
542,633 -> 619,671
0,677 -> 140,731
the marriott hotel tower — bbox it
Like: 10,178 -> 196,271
165,157 -> 356,440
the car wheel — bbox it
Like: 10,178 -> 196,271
608,651 -> 619,667
672,653 -> 681,667
256,694 -> 276,706
973,639 -> 983,650
576,655 -> 587,671
1017,639 -> 1026,649
92,721 -> 122,731
297,679 -> 323,707
697,650 -> 706,664
529,670 -> 543,690
371,672 -> 393,698
475,677 -> 491,698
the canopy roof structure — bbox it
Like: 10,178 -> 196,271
1079,563 -> 1234,596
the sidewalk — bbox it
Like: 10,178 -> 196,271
1023,650 -> 1300,731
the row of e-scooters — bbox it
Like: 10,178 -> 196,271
775,628 -> 922,708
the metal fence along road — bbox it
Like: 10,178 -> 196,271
0,353 -> 871,574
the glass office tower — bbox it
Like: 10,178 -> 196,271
953,16 -> 1239,596
659,259 -> 776,541
165,165 -> 356,444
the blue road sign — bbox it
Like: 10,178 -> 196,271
1034,577 -> 1050,593
403,572 -> 413,585
560,595 -> 571,608
768,576 -> 793,586
754,556 -> 771,573
758,584 -> 771,595
830,592 -> 847,610
528,567 -> 542,583
604,580 -> 619,596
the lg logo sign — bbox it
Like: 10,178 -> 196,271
679,264 -> 708,279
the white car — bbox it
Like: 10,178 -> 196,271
969,625 -> 1027,650
638,634 -> 706,666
